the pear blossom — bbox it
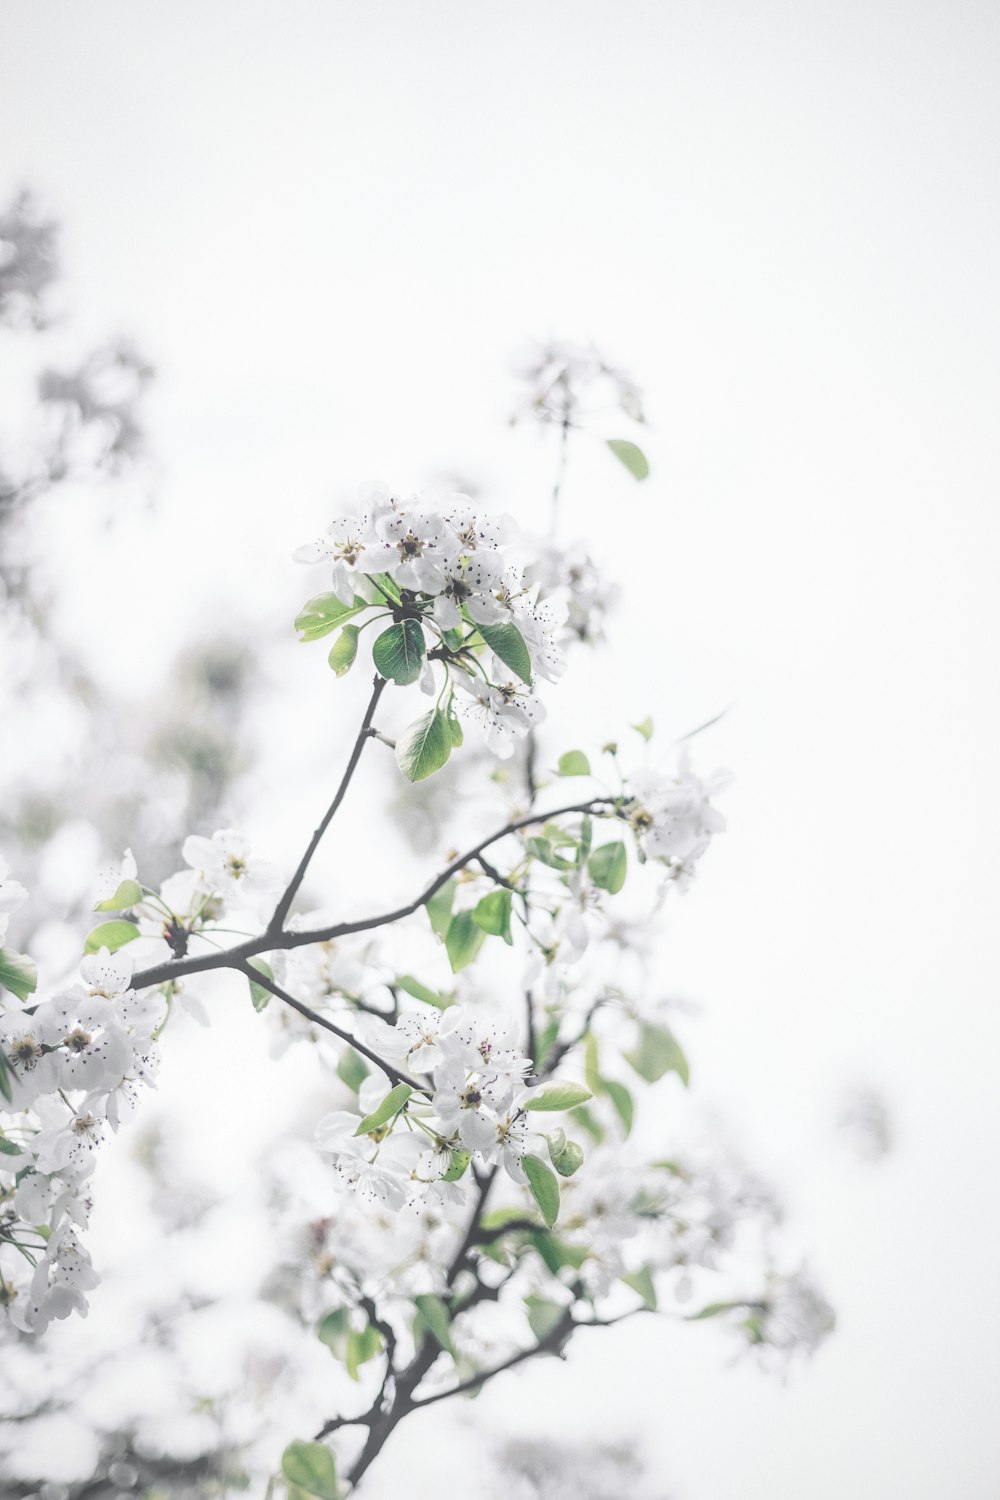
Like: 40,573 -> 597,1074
182,829 -> 280,908
457,667 -> 545,758
627,756 -> 730,887
93,847 -> 137,907
0,855 -> 28,946
432,1057 -> 511,1153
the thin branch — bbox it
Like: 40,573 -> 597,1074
231,963 -> 428,1094
268,674 -> 387,933
132,797 -> 617,992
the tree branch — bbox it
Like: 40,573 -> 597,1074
132,797 -> 617,991
268,674 -> 387,933
231,963 -> 428,1094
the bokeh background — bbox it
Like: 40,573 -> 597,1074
2,2 -> 999,1496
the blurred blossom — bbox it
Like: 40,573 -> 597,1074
0,189 -> 59,328
836,1084 -> 893,1163
512,339 -> 646,429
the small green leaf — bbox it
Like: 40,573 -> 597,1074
0,948 -> 37,1001
426,880 -> 456,940
316,1307 -> 350,1359
624,1022 -> 689,1086
588,841 -> 627,894
444,910 -> 486,973
93,878 -> 142,913
328,624 -> 360,676
583,1032 -> 601,1095
607,437 -> 649,480
442,1149 -> 471,1181
83,921 -> 140,956
414,1292 -> 456,1356
523,1153 -> 560,1227
632,716 -> 654,741
602,1078 -> 634,1136
447,704 -> 464,746
528,1229 -> 588,1273
525,1295 -> 565,1341
354,1083 -> 412,1136
526,836 -> 575,871
0,1134 -> 24,1157
346,1324 -> 383,1380
0,1052 -> 11,1104
570,1103 -> 604,1142
295,592 -> 366,642
373,618 -> 426,685
621,1265 -> 658,1310
472,888 -> 513,944
478,620 -> 532,685
336,1048 -> 369,1092
395,974 -> 445,1008
686,1300 -> 742,1321
395,709 -> 452,782
281,1441 -> 338,1500
557,750 -> 591,777
525,1082 -> 592,1113
246,957 -> 273,1012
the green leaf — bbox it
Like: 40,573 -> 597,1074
295,592 -> 366,642
246,957 -> 273,1012
525,1082 -> 592,1113
395,974 -> 445,1008
83,921 -> 141,956
477,620 -> 532,685
444,910 -> 486,973
316,1307 -> 351,1359
372,618 -> 426,685
442,1149 -> 471,1181
526,836 -> 575,872
624,1022 -> 689,1086
395,709 -> 452,782
686,1300 -> 742,1321
549,1139 -> 584,1178
0,948 -> 37,1001
0,1052 -> 11,1104
527,1229 -> 586,1273
426,880 -> 456,940
346,1324 -> 383,1380
472,888 -> 513,944
525,1296 -> 565,1342
447,704 -> 464,746
632,716 -> 654,742
414,1292 -> 456,1356
336,1047 -> 369,1092
607,437 -> 649,480
281,1441 -> 338,1500
583,1032 -> 601,1095
93,878 -> 142,913
602,1078 -> 634,1136
523,1153 -> 560,1227
354,1083 -> 412,1136
573,1104 -> 603,1143
327,624 -> 360,676
557,750 -> 591,777
0,1134 -> 24,1157
588,841 -> 627,894
621,1266 -> 658,1310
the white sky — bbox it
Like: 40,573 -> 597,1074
2,2 -> 1000,1496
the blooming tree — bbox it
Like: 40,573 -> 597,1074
0,337 -> 833,1497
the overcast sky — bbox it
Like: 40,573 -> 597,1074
2,3 -> 1000,1496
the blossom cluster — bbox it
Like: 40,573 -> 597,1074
315,1005 -> 536,1212
0,901 -> 162,1333
295,483 -> 566,762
